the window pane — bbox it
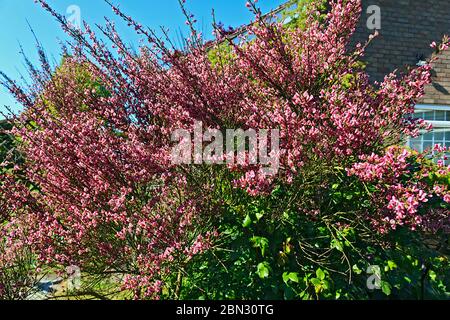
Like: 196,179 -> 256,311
408,107 -> 450,154
424,111 -> 435,120
435,111 -> 446,121
446,111 -> 450,121
434,131 -> 444,141
423,132 -> 434,141
423,141 -> 434,150
410,140 -> 422,152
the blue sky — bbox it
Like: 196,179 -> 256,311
0,0 -> 284,117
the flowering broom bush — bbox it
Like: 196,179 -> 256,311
1,0 -> 449,299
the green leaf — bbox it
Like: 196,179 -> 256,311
429,270 -> 437,282
352,264 -> 362,275
316,268 -> 325,280
335,290 -> 341,299
282,272 -> 299,284
283,238 -> 292,254
255,210 -> 265,221
331,239 -> 344,252
310,278 -> 321,286
242,214 -> 252,228
256,262 -> 271,279
251,236 -> 269,257
386,260 -> 397,271
381,281 -> 392,296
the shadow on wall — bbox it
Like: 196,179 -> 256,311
432,82 -> 449,95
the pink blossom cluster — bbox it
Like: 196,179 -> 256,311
348,146 -> 450,233
348,148 -> 412,183
211,0 -> 432,192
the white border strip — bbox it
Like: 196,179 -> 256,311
415,104 -> 450,112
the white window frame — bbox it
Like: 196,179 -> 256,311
407,104 -> 450,152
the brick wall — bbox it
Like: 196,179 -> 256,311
351,0 -> 450,105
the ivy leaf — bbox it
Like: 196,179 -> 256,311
282,272 -> 299,284
381,281 -> 392,296
429,270 -> 437,282
386,260 -> 397,271
352,264 -> 362,275
255,210 -> 265,221
331,239 -> 344,252
242,214 -> 252,228
283,238 -> 292,255
310,278 -> 321,286
256,262 -> 271,279
251,236 -> 269,257
316,268 -> 326,280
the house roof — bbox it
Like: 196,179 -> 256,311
351,0 -> 450,106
